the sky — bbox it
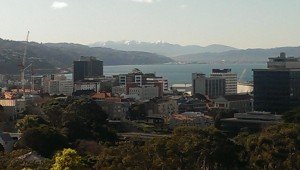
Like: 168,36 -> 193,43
0,0 -> 300,49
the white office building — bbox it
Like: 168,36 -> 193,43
210,69 -> 237,95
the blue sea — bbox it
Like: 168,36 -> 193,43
103,63 -> 267,85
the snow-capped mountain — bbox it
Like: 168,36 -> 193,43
89,40 -> 238,57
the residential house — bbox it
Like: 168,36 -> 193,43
213,94 -> 253,112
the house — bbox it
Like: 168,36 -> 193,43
178,98 -> 207,113
145,98 -> 178,116
0,99 -> 26,121
145,115 -> 165,125
167,112 -> 214,129
91,92 -> 112,100
95,98 -> 131,120
0,132 -> 17,152
213,94 -> 253,112
17,151 -> 44,163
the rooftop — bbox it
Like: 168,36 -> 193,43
223,94 -> 252,101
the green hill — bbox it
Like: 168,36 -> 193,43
0,39 -> 174,74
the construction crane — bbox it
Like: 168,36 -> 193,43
19,31 -> 30,96
238,68 -> 247,83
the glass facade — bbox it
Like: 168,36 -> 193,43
253,70 -> 300,113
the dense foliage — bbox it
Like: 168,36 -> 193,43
2,96 -> 299,169
93,124 -> 300,170
51,148 -> 86,170
15,97 -> 116,158
283,107 -> 300,124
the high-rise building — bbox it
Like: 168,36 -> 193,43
73,56 -> 103,82
192,73 -> 225,99
210,69 -> 237,94
253,53 -> 300,113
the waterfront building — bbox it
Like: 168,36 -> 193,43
73,56 -> 103,82
192,73 -> 225,99
171,84 -> 192,93
253,52 -> 300,113
210,69 -> 237,94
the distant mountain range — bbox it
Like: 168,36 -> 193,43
90,40 -> 238,57
174,46 -> 300,63
0,39 -> 173,74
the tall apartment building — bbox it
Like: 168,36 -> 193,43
73,56 -> 103,82
210,69 -> 237,94
253,52 -> 300,113
192,73 -> 225,99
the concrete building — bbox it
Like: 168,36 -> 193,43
112,85 -> 126,96
74,81 -> 101,92
210,69 -> 237,94
171,84 -> 193,93
192,73 -> 225,99
221,111 -> 283,132
145,98 -> 178,116
73,56 -> 103,82
253,53 -> 300,113
58,80 -> 74,96
128,85 -> 159,101
116,68 -> 168,93
146,77 -> 169,93
213,94 -> 253,112
48,80 -> 60,95
268,52 -> 300,69
46,80 -> 73,96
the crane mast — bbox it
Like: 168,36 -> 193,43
21,31 -> 30,96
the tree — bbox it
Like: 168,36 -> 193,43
52,148 -> 85,170
16,115 -> 49,132
62,98 -> 110,141
42,97 -> 115,142
235,123 -> 300,169
0,104 -> 9,122
96,140 -> 147,169
20,125 -> 68,158
283,107 -> 300,124
96,126 -> 246,170
42,100 -> 66,128
0,143 -> 4,152
127,103 -> 147,120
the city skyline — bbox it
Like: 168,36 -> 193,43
0,0 -> 300,49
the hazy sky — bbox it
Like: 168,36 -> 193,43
0,0 -> 300,49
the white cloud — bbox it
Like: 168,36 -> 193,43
131,0 -> 154,3
51,1 -> 68,9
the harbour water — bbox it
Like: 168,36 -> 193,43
104,63 -> 266,85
